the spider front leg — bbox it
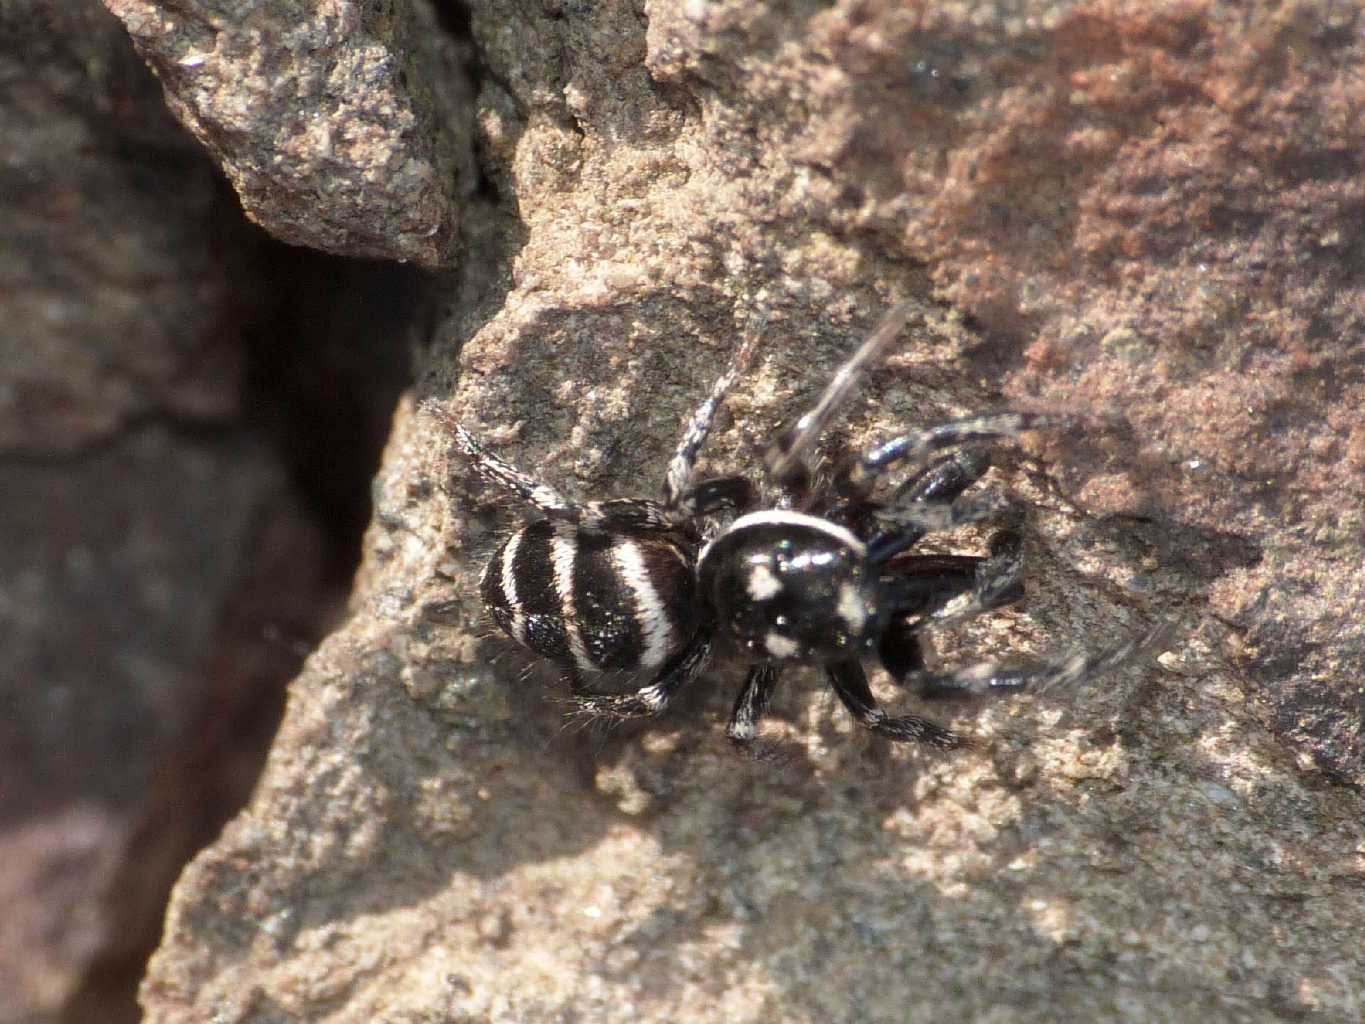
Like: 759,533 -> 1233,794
662,321 -> 763,511
894,446 -> 991,504
882,531 -> 1026,633
825,659 -> 963,749
877,533 -> 1025,673
840,411 -> 1064,497
859,448 -> 995,561
764,303 -> 922,493
726,664 -> 781,743
905,623 -> 1166,702
863,496 -> 1012,560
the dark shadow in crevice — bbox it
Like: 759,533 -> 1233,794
58,190 -> 439,1024
238,222 -> 437,587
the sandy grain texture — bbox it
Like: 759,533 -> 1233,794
138,1 -> 1364,1021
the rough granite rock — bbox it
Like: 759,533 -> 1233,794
102,0 -> 475,268
0,0 -> 241,456
139,1 -> 1364,1022
0,4 -> 356,1022
0,430 -> 326,1024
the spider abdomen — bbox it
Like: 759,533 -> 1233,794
698,510 -> 881,664
480,520 -> 698,674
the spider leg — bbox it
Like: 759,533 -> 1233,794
878,616 -> 926,684
893,447 -> 992,507
886,531 -> 1025,634
662,322 -> 764,510
876,554 -> 976,685
840,411 -> 1065,496
434,407 -> 583,517
433,406 -> 685,532
880,554 -> 981,618
877,533 -> 1026,675
907,623 -> 1165,701
569,633 -> 711,719
669,475 -> 757,522
726,664 -> 781,743
825,659 -> 962,749
861,448 -> 993,561
819,446 -> 990,545
765,302 -> 922,492
972,529 -> 1026,611
864,495 -> 1011,561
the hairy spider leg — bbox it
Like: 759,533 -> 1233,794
875,539 -> 1027,686
832,415 -> 1056,558
892,446 -> 993,509
765,302 -> 923,491
725,664 -> 780,742
859,448 -> 991,562
662,322 -> 764,511
875,453 -> 1018,676
811,445 -> 988,538
568,632 -> 712,719
438,410 -> 587,520
883,532 -> 1026,639
435,406 -> 737,534
902,622 -> 1168,702
840,412 -> 1065,496
825,659 -> 964,748
863,496 -> 1011,553
861,448 -> 1021,643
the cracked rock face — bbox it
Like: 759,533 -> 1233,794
113,0 -> 1365,1021
2,3 -> 405,1021
104,0 -> 475,267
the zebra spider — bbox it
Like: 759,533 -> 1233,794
432,304 -> 1151,749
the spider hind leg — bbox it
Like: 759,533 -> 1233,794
567,634 -> 712,720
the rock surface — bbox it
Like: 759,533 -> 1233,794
0,429 -> 325,1024
103,0 -> 475,267
134,1 -> 1364,1022
1,3 -> 406,1021
1,0 -> 240,456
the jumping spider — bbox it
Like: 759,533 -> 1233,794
432,304 -> 1151,749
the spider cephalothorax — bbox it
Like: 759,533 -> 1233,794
433,304 -> 1150,749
